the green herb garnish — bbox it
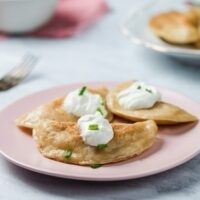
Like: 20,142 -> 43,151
90,164 -> 103,169
96,144 -> 107,150
96,107 -> 103,115
100,98 -> 105,106
63,149 -> 72,159
146,88 -> 152,93
137,85 -> 142,90
88,124 -> 99,130
79,86 -> 87,96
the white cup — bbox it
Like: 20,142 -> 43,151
0,0 -> 58,33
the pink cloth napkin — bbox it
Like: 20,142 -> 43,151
2,0 -> 108,38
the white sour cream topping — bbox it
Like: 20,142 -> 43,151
117,82 -> 161,110
63,87 -> 107,117
78,113 -> 114,146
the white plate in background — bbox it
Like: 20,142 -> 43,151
120,0 -> 200,62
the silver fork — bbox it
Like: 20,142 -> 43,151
0,54 -> 38,91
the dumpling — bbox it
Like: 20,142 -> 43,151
106,81 -> 197,125
149,11 -> 199,44
32,120 -> 157,165
16,87 -> 113,129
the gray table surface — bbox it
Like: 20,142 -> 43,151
1,0 -> 200,199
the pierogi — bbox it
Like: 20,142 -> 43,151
149,10 -> 200,46
33,120 -> 157,165
16,87 -> 113,129
106,81 -> 197,125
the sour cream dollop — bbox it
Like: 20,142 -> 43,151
63,87 -> 107,117
117,82 -> 161,110
78,113 -> 114,146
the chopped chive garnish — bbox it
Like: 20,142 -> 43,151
137,85 -> 142,89
90,164 -> 102,169
63,149 -> 72,159
88,124 -> 99,130
146,89 -> 152,93
96,107 -> 103,115
96,144 -> 107,150
100,98 -> 105,106
79,86 -> 87,96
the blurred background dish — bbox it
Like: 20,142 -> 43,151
120,0 -> 200,63
0,0 -> 57,33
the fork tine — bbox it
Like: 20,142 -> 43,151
5,54 -> 38,78
14,62 -> 37,81
3,54 -> 38,80
0,54 -> 38,90
10,56 -> 38,78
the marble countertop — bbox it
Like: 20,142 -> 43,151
1,0 -> 200,199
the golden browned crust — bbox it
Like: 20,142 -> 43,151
149,11 -> 199,44
15,97 -> 78,129
106,81 -> 198,125
112,115 -> 133,124
15,87 -> 113,129
32,120 -> 158,165
186,7 -> 200,21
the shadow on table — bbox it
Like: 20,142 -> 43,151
4,153 -> 200,200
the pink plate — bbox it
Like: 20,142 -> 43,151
0,81 -> 200,181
